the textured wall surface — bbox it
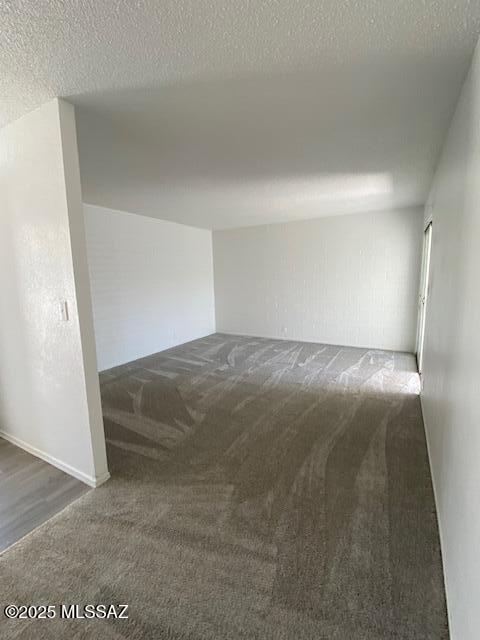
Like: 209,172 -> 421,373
421,37 -> 480,640
84,205 -> 215,370
213,208 -> 423,352
0,99 -> 108,486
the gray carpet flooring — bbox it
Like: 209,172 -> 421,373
1,333 -> 448,639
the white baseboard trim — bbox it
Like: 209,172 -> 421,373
98,330 -> 217,372
0,430 -> 110,488
215,329 -> 409,354
419,393 -> 452,635
216,329 -> 348,347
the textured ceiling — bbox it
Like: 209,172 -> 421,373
3,1 -> 480,228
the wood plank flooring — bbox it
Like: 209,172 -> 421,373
0,438 -> 89,552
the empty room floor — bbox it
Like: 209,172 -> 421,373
0,333 -> 447,639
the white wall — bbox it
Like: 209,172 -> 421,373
84,205 -> 215,370
0,99 -> 109,487
421,39 -> 480,640
213,208 -> 423,352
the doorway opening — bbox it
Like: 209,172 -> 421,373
417,222 -> 433,374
